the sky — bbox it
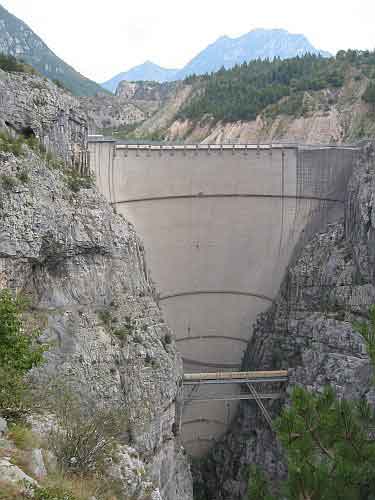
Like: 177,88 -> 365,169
1,0 -> 375,83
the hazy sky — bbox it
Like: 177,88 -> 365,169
1,0 -> 374,82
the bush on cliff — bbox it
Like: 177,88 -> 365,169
363,81 -> 375,108
0,53 -> 26,73
352,305 -> 375,368
248,386 -> 375,499
0,289 -> 45,411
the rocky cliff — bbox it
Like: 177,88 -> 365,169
193,145 -> 375,499
80,81 -> 178,135
0,69 -> 192,499
0,68 -> 87,160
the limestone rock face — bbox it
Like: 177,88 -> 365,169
80,81 -> 180,134
80,92 -> 147,133
196,145 -> 375,499
0,69 -> 87,159
0,417 -> 7,436
29,449 -> 47,480
0,456 -> 38,486
116,81 -> 175,103
0,72 -> 192,499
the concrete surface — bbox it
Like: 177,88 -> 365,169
88,140 -> 358,456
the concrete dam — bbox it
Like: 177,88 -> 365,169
88,139 -> 358,457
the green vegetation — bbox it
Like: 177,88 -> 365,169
0,53 -> 27,73
44,382 -> 127,474
178,50 -> 375,123
248,386 -> 375,500
0,289 -> 45,411
7,422 -> 40,449
63,169 -> 94,193
0,128 -> 92,192
33,485 -> 77,500
363,81 -> 375,107
247,466 -> 274,500
353,305 -> 375,368
53,79 -> 68,91
0,130 -> 26,156
179,54 -> 345,122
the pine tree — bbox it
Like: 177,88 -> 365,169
248,387 -> 375,500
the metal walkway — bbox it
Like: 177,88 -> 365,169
183,370 -> 289,428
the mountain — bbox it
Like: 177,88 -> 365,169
175,29 -> 331,79
124,50 -> 375,145
0,3 -> 104,96
102,29 -> 330,92
101,61 -> 179,93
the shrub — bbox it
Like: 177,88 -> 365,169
363,81 -> 375,107
33,485 -> 77,500
53,79 -> 67,91
163,332 -> 173,345
64,170 -> 94,193
247,466 -> 274,500
47,385 -> 127,474
7,422 -> 40,449
0,289 -> 45,410
17,170 -> 29,183
112,316 -> 134,341
0,53 -> 25,73
0,130 -> 24,156
352,304 -> 375,368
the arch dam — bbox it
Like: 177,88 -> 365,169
88,138 -> 359,457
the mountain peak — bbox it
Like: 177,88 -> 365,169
101,28 -> 331,91
175,28 -> 331,79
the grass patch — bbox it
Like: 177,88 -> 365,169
7,422 -> 40,450
37,473 -> 122,500
0,131 -> 24,156
64,169 -> 94,193
0,481 -> 23,500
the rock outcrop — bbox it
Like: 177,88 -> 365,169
0,69 -> 87,159
80,92 -> 147,133
0,70 -> 193,499
194,145 -> 375,499
81,81 -> 187,136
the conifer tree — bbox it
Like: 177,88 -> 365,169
248,386 -> 375,500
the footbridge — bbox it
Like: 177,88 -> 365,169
88,138 -> 358,456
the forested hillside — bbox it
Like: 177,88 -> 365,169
177,51 -> 375,123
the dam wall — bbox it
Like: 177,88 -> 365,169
88,140 -> 358,456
